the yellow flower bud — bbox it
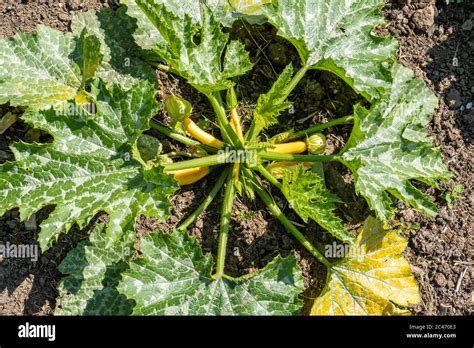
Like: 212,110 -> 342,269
164,95 -> 192,121
307,133 -> 326,155
189,146 -> 208,158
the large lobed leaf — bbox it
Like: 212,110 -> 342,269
71,8 -> 157,89
0,12 -> 156,110
118,229 -> 304,315
134,0 -> 253,94
281,165 -> 355,245
0,81 -> 178,251
342,64 -> 453,221
56,224 -> 134,315
0,26 -> 82,109
262,0 -> 397,100
311,216 -> 421,315
121,0 -> 270,41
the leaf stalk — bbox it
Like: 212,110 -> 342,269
243,167 -> 331,268
150,120 -> 218,154
258,152 -> 341,163
215,170 -> 236,277
164,152 -> 232,171
177,167 -> 229,231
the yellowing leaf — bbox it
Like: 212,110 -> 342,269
311,216 -> 421,315
0,112 -> 17,135
231,0 -> 271,15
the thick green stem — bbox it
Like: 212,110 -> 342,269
243,168 -> 331,268
286,115 -> 354,141
215,170 -> 235,277
259,152 -> 341,163
254,164 -> 282,189
284,65 -> 309,95
164,152 -> 231,171
166,151 -> 193,158
245,65 -> 309,142
208,92 -> 241,148
150,121 -> 217,154
177,167 -> 229,231
156,64 -> 171,72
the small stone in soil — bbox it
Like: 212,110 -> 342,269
411,6 -> 435,32
435,273 -> 447,287
58,12 -> 69,21
447,88 -> 462,110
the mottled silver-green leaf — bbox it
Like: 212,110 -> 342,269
133,134 -> 163,168
281,165 -> 355,245
56,224 -> 134,315
72,28 -> 104,85
0,26 -> 82,109
118,229 -> 303,315
342,64 -> 453,221
262,0 -> 397,100
214,0 -> 273,26
120,0 -> 162,52
122,0 -> 270,32
0,80 -> 178,251
135,0 -> 253,94
71,8 -> 157,89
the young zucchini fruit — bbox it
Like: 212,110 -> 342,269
268,133 -> 327,155
227,88 -> 245,143
165,95 -> 224,149
167,167 -> 210,186
266,161 -> 313,179
269,141 -> 307,154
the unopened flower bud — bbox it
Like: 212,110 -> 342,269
164,95 -> 192,121
307,133 -> 326,155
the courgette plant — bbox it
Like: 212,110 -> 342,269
0,0 -> 452,315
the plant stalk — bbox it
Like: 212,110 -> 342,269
259,152 -> 341,163
150,120 -> 217,154
208,92 -> 242,148
243,168 -> 331,268
254,164 -> 282,189
177,167 -> 229,231
166,151 -> 193,158
164,152 -> 231,171
215,170 -> 235,277
286,115 -> 354,141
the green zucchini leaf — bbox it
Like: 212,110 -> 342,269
57,224 -> 134,315
342,64 -> 453,221
281,165 -> 355,245
118,229 -> 304,315
134,0 -> 253,94
262,0 -> 398,100
0,80 -> 178,251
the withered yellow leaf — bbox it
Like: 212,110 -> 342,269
311,217 -> 421,315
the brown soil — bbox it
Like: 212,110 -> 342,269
0,0 -> 472,315
382,0 -> 473,316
